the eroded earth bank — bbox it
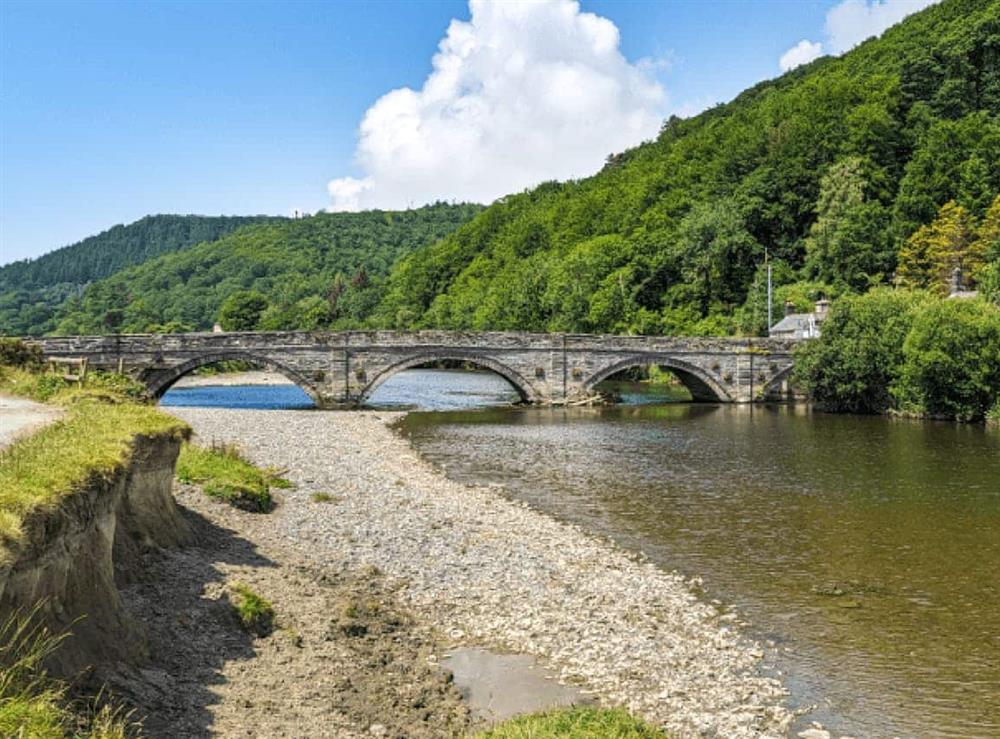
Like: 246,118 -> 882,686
160,408 -> 792,737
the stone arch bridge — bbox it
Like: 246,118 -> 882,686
28,331 -> 798,408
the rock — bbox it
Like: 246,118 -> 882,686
798,729 -> 832,739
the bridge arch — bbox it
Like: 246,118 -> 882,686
359,352 -> 539,404
583,354 -> 733,403
144,351 -> 325,406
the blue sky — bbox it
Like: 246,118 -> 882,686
0,0 -> 934,264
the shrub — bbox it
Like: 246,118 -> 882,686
0,339 -> 43,369
896,299 -> 1000,421
176,442 -> 289,512
230,584 -> 275,637
473,707 -> 667,738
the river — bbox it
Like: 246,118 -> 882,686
162,369 -> 1000,738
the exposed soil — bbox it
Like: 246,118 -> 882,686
110,483 -> 471,739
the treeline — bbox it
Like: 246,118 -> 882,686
49,204 -> 481,335
373,0 -> 999,334
0,214 -> 279,335
796,289 -> 1000,422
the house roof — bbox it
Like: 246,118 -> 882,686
769,314 -> 814,333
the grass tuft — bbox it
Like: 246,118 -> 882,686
310,491 -> 338,503
176,441 -> 289,512
230,583 -> 276,637
472,707 -> 668,738
0,607 -> 133,739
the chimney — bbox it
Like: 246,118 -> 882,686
950,266 -> 963,296
784,300 -> 796,317
814,298 -> 830,321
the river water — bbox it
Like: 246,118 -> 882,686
162,369 -> 1000,738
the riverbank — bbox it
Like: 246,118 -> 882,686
167,407 -> 793,737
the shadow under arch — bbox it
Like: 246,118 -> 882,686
759,364 -> 798,402
583,353 -> 733,403
145,351 -> 323,407
359,352 -> 538,404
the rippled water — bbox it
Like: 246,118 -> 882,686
162,370 -> 1000,738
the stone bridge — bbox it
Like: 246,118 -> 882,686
28,331 -> 799,408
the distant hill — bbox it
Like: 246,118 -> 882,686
371,0 -> 999,335
48,203 -> 482,335
0,214 -> 280,335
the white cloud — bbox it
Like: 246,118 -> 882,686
327,0 -> 666,211
779,40 -> 823,72
825,0 -> 939,54
779,0 -> 938,71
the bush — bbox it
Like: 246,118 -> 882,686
473,707 -> 667,738
794,289 -> 930,414
230,584 -> 275,637
897,299 -> 1000,421
176,442 -> 290,512
0,339 -> 43,369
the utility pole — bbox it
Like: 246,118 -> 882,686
766,248 -> 772,335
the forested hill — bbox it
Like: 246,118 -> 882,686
374,0 -> 1000,335
0,214 -> 280,335
48,203 -> 481,335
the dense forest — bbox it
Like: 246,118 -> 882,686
373,0 -> 999,334
0,214 -> 279,335
48,204 -> 481,335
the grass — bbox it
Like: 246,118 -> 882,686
0,370 -> 188,554
0,607 -> 134,739
175,441 -> 290,512
472,707 -> 667,739
310,491 -> 338,503
230,583 -> 276,637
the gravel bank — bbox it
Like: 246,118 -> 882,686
169,408 -> 792,737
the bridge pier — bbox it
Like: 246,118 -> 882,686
26,331 -> 799,407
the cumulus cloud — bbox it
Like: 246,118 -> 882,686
779,0 -> 939,71
327,0 -> 666,211
825,0 -> 939,53
779,40 -> 823,72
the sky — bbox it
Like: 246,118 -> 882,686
0,0 -> 937,264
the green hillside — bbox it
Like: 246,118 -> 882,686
49,203 -> 481,335
0,214 -> 279,335
373,0 -> 1000,335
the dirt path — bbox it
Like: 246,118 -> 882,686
0,394 -> 62,450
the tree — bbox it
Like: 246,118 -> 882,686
218,291 -> 269,332
794,289 -> 930,414
973,196 -> 1000,304
804,157 -> 893,292
896,200 -> 977,294
897,299 -> 1000,421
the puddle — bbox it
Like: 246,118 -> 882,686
441,647 -> 593,723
